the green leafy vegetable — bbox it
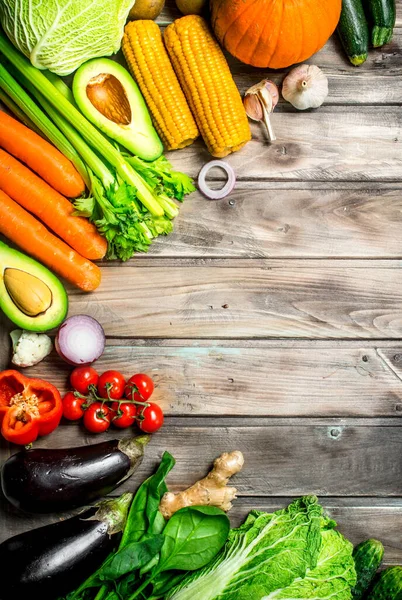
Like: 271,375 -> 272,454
121,450 -> 176,546
0,0 -> 133,75
126,506 -> 230,600
166,496 -> 356,600
98,536 -> 165,582
68,536 -> 164,596
159,506 -> 230,573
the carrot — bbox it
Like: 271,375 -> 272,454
0,111 -> 85,199
0,190 -> 101,292
0,149 -> 107,261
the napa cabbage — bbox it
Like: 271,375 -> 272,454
0,0 -> 133,75
165,496 -> 356,600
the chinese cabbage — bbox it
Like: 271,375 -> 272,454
0,0 -> 133,75
166,496 -> 356,600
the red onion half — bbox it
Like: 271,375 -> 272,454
55,315 -> 105,366
198,160 -> 236,200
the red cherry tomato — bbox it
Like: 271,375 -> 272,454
62,392 -> 86,421
98,370 -> 126,400
83,402 -> 112,433
138,402 -> 164,434
125,373 -> 154,402
111,402 -> 137,429
70,366 -> 99,395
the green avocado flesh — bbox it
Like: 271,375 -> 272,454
0,241 -> 68,332
73,58 -> 163,161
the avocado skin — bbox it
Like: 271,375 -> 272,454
0,240 -> 68,332
73,58 -> 163,161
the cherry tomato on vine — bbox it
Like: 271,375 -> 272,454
111,402 -> 137,429
70,366 -> 99,395
62,392 -> 86,421
124,373 -> 154,402
83,402 -> 112,433
98,370 -> 126,400
138,402 -> 164,434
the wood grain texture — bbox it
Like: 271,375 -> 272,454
165,108 -> 402,182
3,419 -> 402,497
148,188 -> 402,258
61,262 -> 402,339
24,343 -> 402,417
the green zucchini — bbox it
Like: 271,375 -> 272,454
367,566 -> 402,599
352,539 -> 384,600
337,0 -> 369,65
367,0 -> 396,47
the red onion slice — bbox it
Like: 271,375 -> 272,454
55,315 -> 105,366
198,160 -> 236,200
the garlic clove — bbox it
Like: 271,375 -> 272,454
243,93 -> 264,122
243,79 -> 279,142
282,64 -> 328,111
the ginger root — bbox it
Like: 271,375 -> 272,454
159,450 -> 244,519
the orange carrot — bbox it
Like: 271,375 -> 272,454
0,149 -> 107,261
0,190 -> 101,292
0,111 -> 85,199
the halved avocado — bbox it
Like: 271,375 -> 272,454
0,241 -> 68,332
73,58 -> 163,161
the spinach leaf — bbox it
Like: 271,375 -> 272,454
150,570 -> 187,597
120,451 -> 175,548
99,535 -> 165,581
158,506 -> 230,572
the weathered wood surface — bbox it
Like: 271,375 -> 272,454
1,0 -> 402,573
166,109 -> 402,181
148,188 -> 402,258
22,343 -> 402,417
57,261 -> 402,339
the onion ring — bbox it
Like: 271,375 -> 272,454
197,160 -> 236,200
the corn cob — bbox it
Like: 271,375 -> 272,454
122,20 -> 199,151
164,15 -> 251,158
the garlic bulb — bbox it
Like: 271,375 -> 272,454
282,65 -> 328,110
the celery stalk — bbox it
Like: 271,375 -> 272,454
27,84 -> 115,189
0,63 -> 89,187
0,88 -> 41,135
0,34 -> 164,218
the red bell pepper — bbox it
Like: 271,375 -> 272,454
0,370 -> 62,445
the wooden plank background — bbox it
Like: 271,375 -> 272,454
0,0 -> 402,574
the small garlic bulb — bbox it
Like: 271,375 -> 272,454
282,65 -> 328,110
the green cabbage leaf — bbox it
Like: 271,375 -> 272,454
165,496 -> 356,600
0,0 -> 133,75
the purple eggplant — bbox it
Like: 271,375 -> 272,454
1,435 -> 149,513
0,493 -> 132,600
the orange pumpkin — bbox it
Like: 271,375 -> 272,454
210,0 -> 342,69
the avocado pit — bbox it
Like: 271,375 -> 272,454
4,268 -> 53,317
86,73 -> 132,125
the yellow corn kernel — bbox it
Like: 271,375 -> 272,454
163,15 -> 251,158
122,20 -> 199,151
